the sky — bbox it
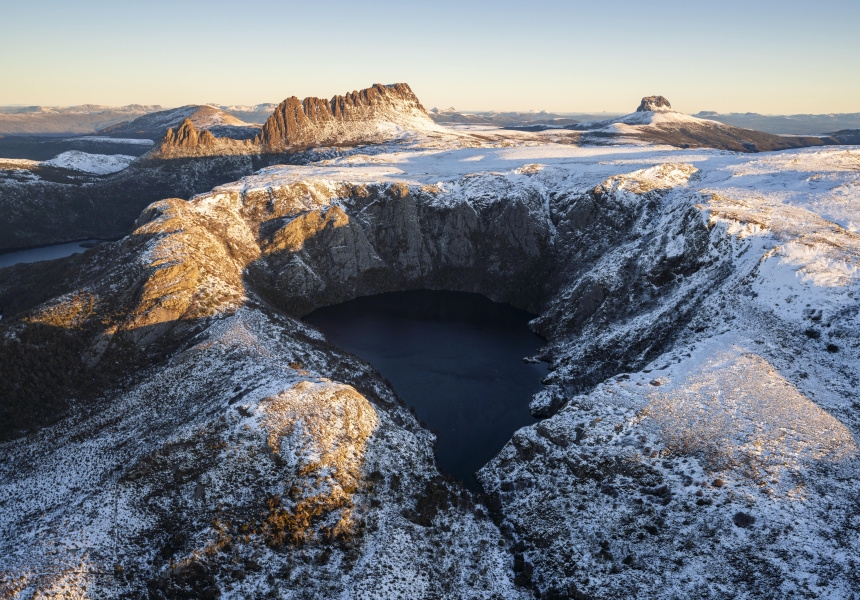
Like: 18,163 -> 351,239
1,0 -> 859,114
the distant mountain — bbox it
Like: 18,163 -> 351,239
214,103 -> 280,124
0,105 -> 162,135
99,105 -> 260,141
692,110 -> 860,135
828,129 -> 860,144
429,107 -> 578,127
153,83 -> 438,158
569,97 -> 834,152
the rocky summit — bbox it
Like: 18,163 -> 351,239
152,83 -> 436,158
1,84 -> 859,600
636,95 -> 673,112
258,82 -> 432,152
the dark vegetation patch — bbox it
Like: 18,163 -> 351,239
634,125 -> 835,153
733,512 -> 756,528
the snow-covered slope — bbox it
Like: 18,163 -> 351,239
99,105 -> 259,140
1,133 -> 859,598
43,150 -> 136,174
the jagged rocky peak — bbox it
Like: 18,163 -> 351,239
637,95 -> 673,112
258,83 -> 432,152
161,118 -> 217,149
150,118 -> 252,158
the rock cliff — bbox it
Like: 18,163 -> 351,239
257,83 -> 433,152
152,118 -> 256,158
146,83 -> 436,158
636,95 -> 672,112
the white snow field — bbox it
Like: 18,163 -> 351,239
42,150 -> 137,174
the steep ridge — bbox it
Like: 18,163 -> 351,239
2,142 -> 859,598
145,83 -> 439,159
257,83 -> 433,152
573,96 -> 837,152
152,118 -> 256,158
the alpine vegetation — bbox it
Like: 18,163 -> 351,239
1,85 -> 859,600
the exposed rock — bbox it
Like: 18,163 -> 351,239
152,118 -> 255,158
258,83 -> 433,152
637,95 -> 673,112
147,83 -> 436,158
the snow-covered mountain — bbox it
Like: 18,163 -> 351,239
42,150 -> 136,174
1,116 -> 859,599
99,105 -> 260,141
571,96 -> 836,152
150,83 -> 445,158
214,103 -> 280,125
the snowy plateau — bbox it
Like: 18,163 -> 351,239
43,151 -> 137,175
0,88 -> 859,600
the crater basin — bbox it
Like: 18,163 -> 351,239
305,290 -> 548,491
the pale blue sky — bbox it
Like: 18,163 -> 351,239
2,0 -> 858,114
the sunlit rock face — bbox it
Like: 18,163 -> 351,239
149,83 -> 437,159
636,95 -> 673,112
258,83 -> 434,152
1,111 -> 859,599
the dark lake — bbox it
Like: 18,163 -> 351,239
305,290 -> 547,491
0,240 -> 101,269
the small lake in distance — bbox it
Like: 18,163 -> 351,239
305,290 -> 547,491
0,240 -> 101,269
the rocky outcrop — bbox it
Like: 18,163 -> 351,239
257,83 -> 433,152
147,83 -> 435,158
248,181 -> 553,315
637,95 -> 672,112
151,118 -> 255,158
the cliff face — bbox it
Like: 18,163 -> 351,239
257,83 -> 433,152
148,83 -> 434,158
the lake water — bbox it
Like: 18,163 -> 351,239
0,240 -> 101,269
305,290 -> 547,491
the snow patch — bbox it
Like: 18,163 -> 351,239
43,151 -> 136,174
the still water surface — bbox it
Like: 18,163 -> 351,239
0,240 -> 100,269
305,290 -> 547,491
